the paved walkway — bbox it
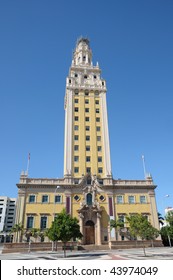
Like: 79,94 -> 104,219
0,247 -> 173,260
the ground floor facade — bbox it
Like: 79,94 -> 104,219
15,172 -> 160,244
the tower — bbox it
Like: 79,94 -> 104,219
15,38 -> 161,247
64,38 -> 112,179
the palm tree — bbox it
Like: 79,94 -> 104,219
10,223 -> 24,242
158,212 -> 164,227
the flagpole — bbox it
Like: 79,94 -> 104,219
142,155 -> 146,179
26,153 -> 30,176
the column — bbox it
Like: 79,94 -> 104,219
79,213 -> 84,244
100,92 -> 112,177
97,213 -> 101,245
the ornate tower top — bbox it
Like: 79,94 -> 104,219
72,37 -> 92,66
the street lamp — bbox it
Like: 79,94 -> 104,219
164,195 -> 172,247
52,186 -> 60,252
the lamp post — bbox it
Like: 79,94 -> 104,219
163,195 -> 172,247
52,186 -> 60,252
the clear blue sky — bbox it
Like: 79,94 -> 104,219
0,0 -> 172,216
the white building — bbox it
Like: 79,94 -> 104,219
165,207 -> 173,215
0,196 -> 17,242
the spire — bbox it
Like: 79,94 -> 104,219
73,37 -> 92,66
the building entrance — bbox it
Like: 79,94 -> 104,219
85,220 -> 95,244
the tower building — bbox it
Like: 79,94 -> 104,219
15,38 -> 161,247
64,38 -> 111,179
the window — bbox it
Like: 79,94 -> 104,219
84,75 -> 87,79
96,108 -> 100,113
86,167 -> 91,173
55,195 -> 61,203
96,126 -> 100,131
96,117 -> 100,122
142,214 -> 149,221
128,196 -> 135,204
74,195 -> 80,201
74,156 -> 79,162
99,195 -> 105,202
29,195 -> 35,203
85,91 -> 89,96
27,216 -> 34,229
74,167 -> 79,173
74,99 -> 78,103
86,126 -> 90,131
74,107 -> 78,112
85,117 -> 90,121
95,100 -> 99,104
95,91 -> 99,96
97,146 -> 102,151
86,156 -> 90,162
94,75 -> 97,79
74,145 -> 79,151
86,193 -> 92,206
75,73 -> 78,77
83,56 -> 86,62
74,90 -> 79,95
74,116 -> 78,121
98,156 -> 102,162
118,214 -> 125,224
74,125 -> 79,131
87,177 -> 91,184
85,108 -> 89,113
40,216 -> 47,229
42,195 -> 48,203
117,195 -> 123,204
86,146 -> 90,151
140,196 -> 146,204
98,167 -> 103,174
0,208 -> 3,214
86,136 -> 90,141
69,79 -> 71,83
97,136 -> 101,141
74,135 -> 79,141
85,99 -> 89,104
74,179 -> 79,184
102,81 -> 104,86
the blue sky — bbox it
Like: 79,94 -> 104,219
0,0 -> 172,216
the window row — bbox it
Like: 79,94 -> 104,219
74,136 -> 101,146
116,195 -> 147,204
28,195 -> 62,204
74,90 -> 101,96
74,156 -> 102,162
116,213 -> 149,223
74,144 -> 102,151
74,107 -> 100,114
74,167 -> 103,174
74,99 -> 99,105
74,125 -> 101,132
73,73 -> 98,79
26,216 -> 48,229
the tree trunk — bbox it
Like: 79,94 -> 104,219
63,242 -> 66,258
142,240 -> 146,256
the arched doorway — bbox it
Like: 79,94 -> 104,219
85,220 -> 95,244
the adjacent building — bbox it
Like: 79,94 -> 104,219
15,38 -> 160,245
0,196 -> 16,242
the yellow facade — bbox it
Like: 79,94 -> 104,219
16,38 -> 161,246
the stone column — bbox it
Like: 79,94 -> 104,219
79,213 -> 84,244
96,213 -> 101,245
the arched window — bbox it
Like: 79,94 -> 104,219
86,193 -> 92,206
87,177 -> 91,185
